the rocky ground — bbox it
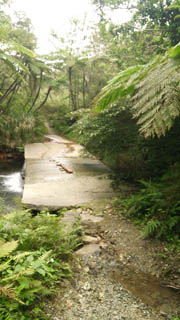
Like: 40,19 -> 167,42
45,201 -> 180,320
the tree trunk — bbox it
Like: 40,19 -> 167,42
68,66 -> 77,110
6,81 -> 21,109
0,80 -> 18,104
28,70 -> 43,113
82,68 -> 86,108
34,86 -> 52,113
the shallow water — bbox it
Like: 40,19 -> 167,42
110,266 -> 180,314
0,159 -> 24,210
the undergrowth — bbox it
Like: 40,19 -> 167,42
114,164 -> 180,248
0,209 -> 82,319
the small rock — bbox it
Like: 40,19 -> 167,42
99,241 -> 108,249
81,213 -> 104,223
83,235 -> 99,244
66,300 -> 73,308
61,210 -> 80,223
119,254 -> 124,261
160,311 -> 167,317
98,291 -> 104,299
97,212 -> 104,217
83,282 -> 91,290
61,210 -> 80,232
83,266 -> 90,273
77,264 -> 82,270
76,244 -> 101,256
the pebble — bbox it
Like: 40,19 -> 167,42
99,241 -> 108,249
83,282 -> 91,291
76,208 -> 82,214
83,235 -> 99,244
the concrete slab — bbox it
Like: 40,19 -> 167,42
22,135 -> 116,210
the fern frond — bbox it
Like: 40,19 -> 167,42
143,220 -> 161,236
94,43 -> 180,138
132,53 -> 180,137
0,241 -> 18,258
7,41 -> 35,58
0,260 -> 11,272
94,65 -> 144,110
0,285 -> 24,304
1,268 -> 34,282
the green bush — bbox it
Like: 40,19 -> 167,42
0,210 -> 82,319
140,117 -> 180,178
114,165 -> 180,241
0,113 -> 47,148
70,105 -> 148,180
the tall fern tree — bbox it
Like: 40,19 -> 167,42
95,43 -> 180,138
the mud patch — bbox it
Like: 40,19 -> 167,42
110,266 -> 180,314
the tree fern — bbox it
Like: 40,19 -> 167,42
95,43 -> 180,138
133,53 -> 180,137
94,65 -> 144,110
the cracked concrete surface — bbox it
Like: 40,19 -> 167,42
22,135 -> 117,210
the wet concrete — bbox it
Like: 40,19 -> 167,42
22,135 -> 116,209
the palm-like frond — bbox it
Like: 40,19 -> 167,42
94,65 -> 144,110
95,43 -> 180,138
0,241 -> 18,258
133,57 -> 180,137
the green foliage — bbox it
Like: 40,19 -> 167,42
70,105 -> 146,179
95,65 -> 144,110
133,48 -> 180,138
49,105 -> 86,136
138,116 -> 180,177
0,113 -> 47,147
115,167 -> 180,240
0,240 -> 18,258
0,210 -> 82,319
134,0 -> 180,46
95,43 -> 180,138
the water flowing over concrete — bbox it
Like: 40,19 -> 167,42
22,135 -> 116,209
0,160 -> 24,210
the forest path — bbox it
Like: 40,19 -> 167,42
45,202 -> 180,320
21,134 -> 118,209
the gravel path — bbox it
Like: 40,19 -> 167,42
45,204 -> 180,320
48,258 -> 163,320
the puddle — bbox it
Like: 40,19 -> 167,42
110,266 -> 180,314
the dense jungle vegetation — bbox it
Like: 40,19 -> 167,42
0,0 -> 180,318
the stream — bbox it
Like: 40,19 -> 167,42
0,159 -> 24,211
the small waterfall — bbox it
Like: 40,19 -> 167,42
0,159 -> 24,210
0,172 -> 23,193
